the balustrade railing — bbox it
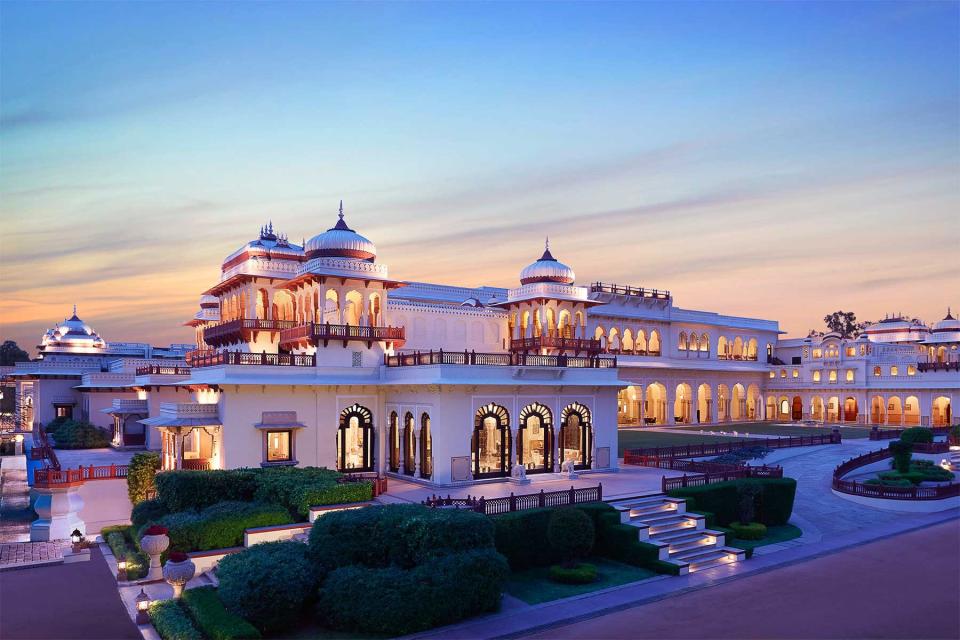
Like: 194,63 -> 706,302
135,365 -> 191,376
384,350 -> 616,368
662,466 -> 783,492
832,448 -> 959,501
509,336 -> 602,354
422,484 -> 603,516
589,282 -> 671,299
34,463 -> 127,487
191,351 -> 316,368
280,322 -> 405,345
180,459 -> 212,471
917,361 -> 960,372
203,318 -> 297,345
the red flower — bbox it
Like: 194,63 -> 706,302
168,551 -> 189,563
144,525 -> 168,536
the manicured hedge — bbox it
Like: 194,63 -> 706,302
899,427 -> 933,444
549,562 -> 598,584
103,526 -> 149,579
153,501 -> 294,552
667,478 -> 797,527
132,498 -> 169,530
149,599 -> 203,640
317,548 -> 509,636
50,421 -> 110,449
729,522 -> 767,540
217,541 -> 316,634
308,504 -> 494,572
181,586 -> 261,640
128,452 -> 161,505
547,508 -> 595,562
155,470 -> 260,512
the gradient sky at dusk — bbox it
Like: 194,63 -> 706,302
1,1 -> 958,354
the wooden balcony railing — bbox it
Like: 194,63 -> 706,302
422,484 -> 603,516
203,318 -> 297,347
384,349 -> 617,368
34,463 -> 127,487
717,354 -> 759,361
190,351 -> 316,368
606,348 -> 661,357
662,465 -> 783,492
135,365 -> 191,376
918,361 -> 960,372
181,458 -> 212,471
589,282 -> 671,299
509,336 -> 602,354
279,323 -> 405,348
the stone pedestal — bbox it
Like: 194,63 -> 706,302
163,558 -> 196,598
30,486 -> 85,542
140,533 -> 170,581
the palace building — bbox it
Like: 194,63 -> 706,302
12,206 -> 959,486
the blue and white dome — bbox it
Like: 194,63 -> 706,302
305,202 -> 377,262
40,307 -> 107,352
519,240 -> 575,285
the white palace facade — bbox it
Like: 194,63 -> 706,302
10,208 -> 959,486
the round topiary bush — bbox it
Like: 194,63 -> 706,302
729,521 -> 767,541
547,508 -> 595,563
217,541 -> 316,633
888,440 -> 913,474
127,452 -> 161,505
549,562 -> 598,584
899,427 -> 933,445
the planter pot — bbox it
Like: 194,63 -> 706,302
140,533 -> 170,581
162,558 -> 196,598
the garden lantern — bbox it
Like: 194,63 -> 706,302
117,558 -> 127,582
70,529 -> 83,552
135,589 -> 150,625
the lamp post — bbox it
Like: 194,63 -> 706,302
135,589 -> 150,625
117,558 -> 127,582
70,529 -> 83,553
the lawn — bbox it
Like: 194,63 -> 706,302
618,429 -> 744,455
648,422 -> 873,441
505,557 -> 657,605
719,524 -> 803,553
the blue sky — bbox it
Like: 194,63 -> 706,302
1,1 -> 958,351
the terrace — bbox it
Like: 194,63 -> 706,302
509,336 -> 602,355
279,322 -> 405,349
202,318 -> 297,347
589,282 -> 671,300
190,351 -> 316,368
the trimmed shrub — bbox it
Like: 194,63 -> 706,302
288,481 -> 371,517
317,548 -> 509,635
128,452 -> 161,505
155,501 -> 294,552
547,508 -> 595,562
308,504 -> 494,572
132,498 -> 169,530
549,562 -> 598,584
667,482 -> 739,525
104,526 -> 149,579
149,600 -> 203,640
736,481 -> 763,525
181,586 -> 261,640
155,470 -> 259,513
50,421 -> 110,449
729,522 -> 767,541
217,541 -> 316,634
889,441 -> 913,474
668,478 -> 797,526
899,427 -> 933,445
492,508 -> 557,570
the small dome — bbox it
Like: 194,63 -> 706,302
931,308 -> 960,337
519,240 -> 575,285
41,307 -> 106,351
305,202 -> 376,262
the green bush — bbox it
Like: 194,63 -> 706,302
729,522 -> 767,540
289,481 -> 371,517
181,586 -> 261,640
128,452 -> 161,505
899,427 -> 933,445
547,508 -> 595,562
668,478 -> 797,526
132,498 -> 169,530
864,478 -> 913,487
492,508 -> 557,569
217,541 -> 316,634
103,526 -> 149,579
308,504 -> 494,572
155,469 -> 260,512
317,548 -> 509,636
50,420 -> 110,449
155,501 -> 294,552
889,441 -> 913,474
549,562 -> 598,584
149,600 -> 203,640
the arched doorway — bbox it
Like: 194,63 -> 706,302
518,403 -> 553,474
870,396 -> 884,424
337,404 -> 373,472
698,384 -> 713,423
766,395 -> 776,422
419,413 -> 432,479
747,384 -> 761,420
560,403 -> 592,469
904,396 -> 920,426
732,384 -> 746,421
388,411 -> 399,472
791,396 -> 803,421
886,397 -> 902,425
777,396 -> 789,421
403,412 -> 416,475
811,397 -> 824,422
645,383 -> 666,425
618,386 -> 641,425
933,396 -> 952,427
718,385 -> 731,421
473,403 -> 510,478
674,383 -> 693,424
843,397 -> 858,423
826,397 -> 840,423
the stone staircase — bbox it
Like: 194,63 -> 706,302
608,494 -> 745,574
949,445 -> 960,470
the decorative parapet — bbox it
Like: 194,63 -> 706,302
219,258 -> 299,283
299,256 -> 391,280
506,282 -> 590,303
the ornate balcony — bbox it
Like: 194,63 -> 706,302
918,361 -> 960,372
509,336 -> 602,355
203,319 -> 297,347
135,365 -> 191,376
385,349 -> 617,368
279,322 -> 405,349
190,351 -> 316,368
589,282 -> 671,300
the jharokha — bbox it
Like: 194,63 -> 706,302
5,205 -> 958,483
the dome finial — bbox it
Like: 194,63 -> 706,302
339,199 -> 344,220
545,236 -> 549,252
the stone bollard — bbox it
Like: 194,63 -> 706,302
140,526 -> 170,581
30,485 -> 84,542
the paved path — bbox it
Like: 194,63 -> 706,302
0,545 -> 140,640
0,455 -> 31,543
0,542 -> 63,566
522,520 -> 960,639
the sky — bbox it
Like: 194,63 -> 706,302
1,1 -> 958,354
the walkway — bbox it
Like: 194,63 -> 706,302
0,545 -> 140,640
522,520 -> 960,639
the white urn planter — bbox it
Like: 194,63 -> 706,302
163,554 -> 196,598
140,528 -> 170,581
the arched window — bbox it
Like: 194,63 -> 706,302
718,336 -> 728,357
560,403 -> 592,469
648,330 -> 661,355
678,331 -> 688,351
419,413 -> 432,479
403,412 -> 416,475
700,333 -> 710,352
337,404 -> 373,472
388,411 -> 399,472
473,404 -> 510,478
873,366 -> 881,377
636,330 -> 647,354
518,403 -> 553,474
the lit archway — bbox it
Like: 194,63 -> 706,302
698,384 -> 713,423
732,384 -> 746,420
843,397 -> 858,423
869,396 -> 884,425
560,403 -> 592,469
388,411 -> 399,472
472,404 -> 510,478
811,396 -> 824,421
403,412 -> 416,475
826,397 -> 840,422
419,413 -> 432,479
645,383 -> 667,424
887,396 -> 903,425
518,403 -> 553,473
792,396 -> 803,421
904,396 -> 920,426
674,383 -> 693,423
718,385 -> 731,421
933,396 -> 952,427
337,404 -> 373,472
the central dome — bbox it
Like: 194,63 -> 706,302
305,202 -> 377,262
519,240 -> 575,285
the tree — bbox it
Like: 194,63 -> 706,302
0,341 -> 29,366
822,311 -> 868,339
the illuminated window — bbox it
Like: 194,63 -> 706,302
846,370 -> 854,382
266,430 -> 292,462
907,365 -> 916,376
813,349 -> 822,359
846,347 -> 856,357
860,345 -> 867,356
792,369 -> 799,378
813,370 -> 821,382
890,366 -> 898,376
873,366 -> 881,377
829,370 -> 838,382
803,347 -> 809,358
55,405 -> 73,419
769,370 -> 775,379
780,369 -> 787,378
